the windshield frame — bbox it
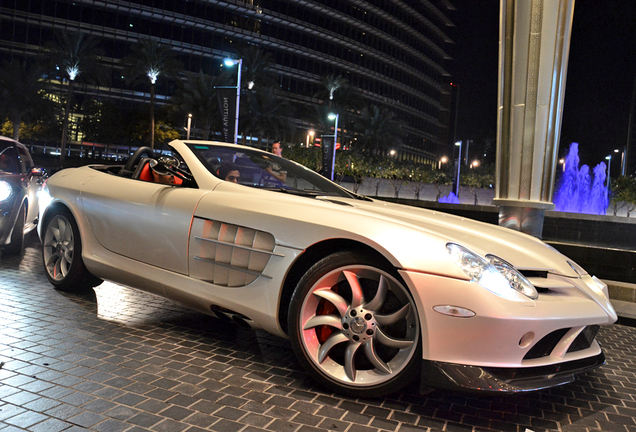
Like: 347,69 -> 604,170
186,143 -> 357,199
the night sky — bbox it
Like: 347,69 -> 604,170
447,1 -> 636,176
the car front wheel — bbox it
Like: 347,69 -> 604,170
42,209 -> 102,292
288,251 -> 421,397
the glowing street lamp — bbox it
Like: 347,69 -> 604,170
223,58 -> 242,144
559,158 -> 565,172
186,113 -> 192,140
438,156 -> 448,170
470,160 -> 480,169
306,130 -> 314,147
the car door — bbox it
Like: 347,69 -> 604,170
80,173 -> 208,274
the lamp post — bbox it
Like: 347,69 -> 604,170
615,148 -> 625,176
186,113 -> 192,140
223,58 -> 242,144
559,158 -> 565,172
327,113 -> 339,181
452,141 -> 462,195
306,130 -> 314,147
605,155 -> 612,191
438,156 -> 448,170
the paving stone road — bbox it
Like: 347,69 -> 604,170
1,232 -> 636,432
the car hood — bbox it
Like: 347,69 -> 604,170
316,196 -> 578,278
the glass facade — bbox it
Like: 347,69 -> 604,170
0,0 -> 454,160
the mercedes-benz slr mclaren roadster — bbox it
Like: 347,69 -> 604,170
39,140 -> 617,397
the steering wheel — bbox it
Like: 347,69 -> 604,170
121,146 -> 155,175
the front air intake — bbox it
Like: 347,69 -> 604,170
523,328 -> 570,360
567,325 -> 600,353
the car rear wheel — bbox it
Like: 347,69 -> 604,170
42,209 -> 102,292
288,251 -> 421,397
4,203 -> 25,255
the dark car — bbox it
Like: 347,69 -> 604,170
0,136 -> 46,255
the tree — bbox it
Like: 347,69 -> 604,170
461,165 -> 495,205
171,71 -> 224,140
0,59 -> 51,140
45,31 -> 106,162
235,45 -> 276,91
353,105 -> 405,155
611,175 -> 636,216
123,38 -> 182,149
240,86 -> 294,144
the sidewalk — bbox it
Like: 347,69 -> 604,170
606,279 -> 636,326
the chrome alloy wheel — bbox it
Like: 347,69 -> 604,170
43,214 -> 75,282
298,265 -> 419,387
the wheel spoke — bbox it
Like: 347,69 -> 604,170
343,270 -> 364,308
363,339 -> 392,374
344,341 -> 362,381
365,274 -> 388,311
375,326 -> 414,349
318,332 -> 349,363
304,314 -> 342,330
375,303 -> 411,326
313,288 -> 349,317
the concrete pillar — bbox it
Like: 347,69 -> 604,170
493,0 -> 575,237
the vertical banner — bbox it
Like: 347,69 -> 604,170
321,135 -> 333,179
215,87 -> 237,143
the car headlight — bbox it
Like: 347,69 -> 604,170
446,243 -> 538,300
0,180 -> 12,202
486,255 -> 538,299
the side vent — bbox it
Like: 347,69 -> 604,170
189,218 -> 282,287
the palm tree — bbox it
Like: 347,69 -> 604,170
235,45 -> 276,91
0,59 -> 50,141
123,38 -> 182,149
46,31 -> 105,162
319,74 -> 348,102
240,86 -> 294,143
355,105 -> 406,155
171,71 -> 224,140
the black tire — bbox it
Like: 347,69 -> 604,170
288,250 -> 421,397
41,208 -> 102,292
4,203 -> 25,255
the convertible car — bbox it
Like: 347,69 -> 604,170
0,136 -> 46,255
39,139 -> 617,397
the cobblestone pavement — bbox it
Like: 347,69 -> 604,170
1,233 -> 636,432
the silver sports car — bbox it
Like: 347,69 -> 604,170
38,140 -> 617,397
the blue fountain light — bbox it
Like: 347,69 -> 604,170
439,191 -> 461,204
553,143 -> 608,215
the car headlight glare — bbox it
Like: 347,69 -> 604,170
447,243 -> 537,300
486,255 -> 538,299
0,180 -> 12,202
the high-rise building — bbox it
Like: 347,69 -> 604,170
0,0 -> 455,161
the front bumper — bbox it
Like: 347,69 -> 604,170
421,352 -> 605,393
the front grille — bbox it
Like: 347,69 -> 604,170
524,328 -> 570,360
567,325 -> 599,353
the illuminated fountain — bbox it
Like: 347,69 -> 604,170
439,191 -> 460,204
553,143 -> 609,215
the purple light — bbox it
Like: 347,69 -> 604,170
553,143 -> 609,215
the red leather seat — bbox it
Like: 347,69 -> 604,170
138,161 -> 182,185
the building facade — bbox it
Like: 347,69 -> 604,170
0,0 -> 455,161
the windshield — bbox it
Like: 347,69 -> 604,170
187,143 -> 356,198
0,141 -> 19,174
